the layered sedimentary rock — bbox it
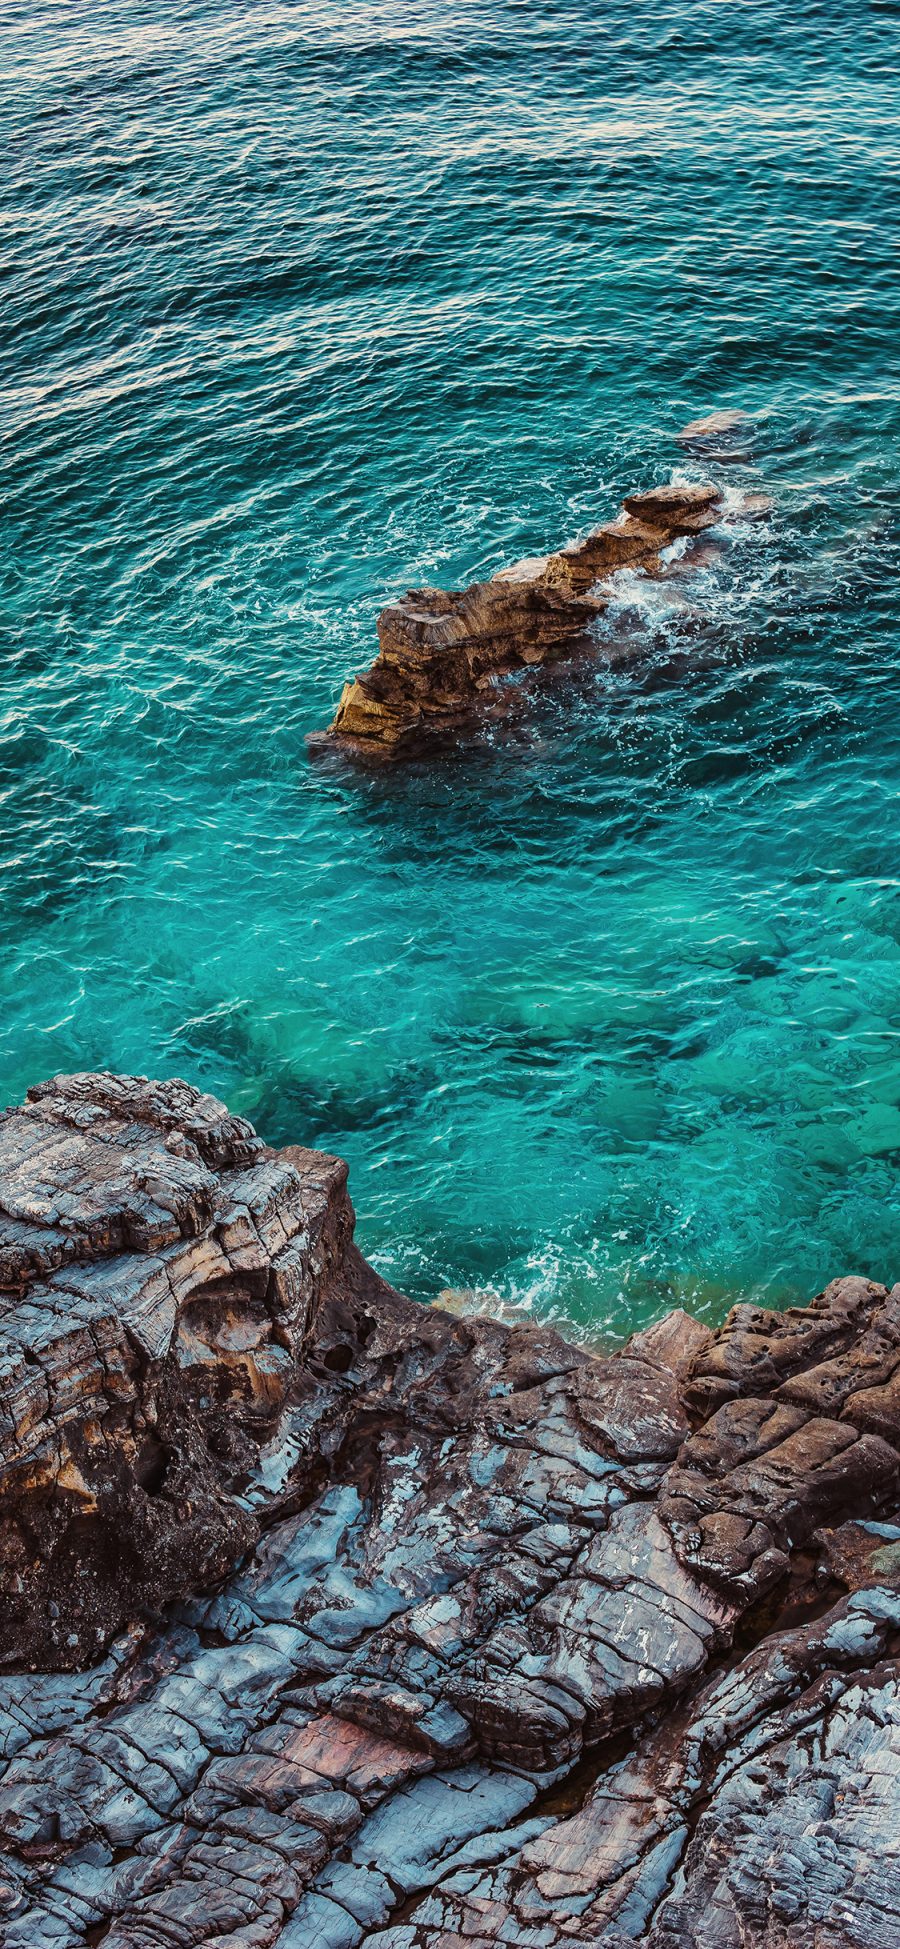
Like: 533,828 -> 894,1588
308,482 -> 724,762
0,1073 -> 371,1669
2,1074 -> 900,1946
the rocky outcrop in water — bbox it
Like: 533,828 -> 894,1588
307,482 -> 724,762
2,1073 -> 900,1946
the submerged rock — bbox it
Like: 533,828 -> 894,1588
308,480 -> 725,763
677,408 -> 754,458
2,1072 -> 900,1945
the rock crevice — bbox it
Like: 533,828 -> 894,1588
2,1073 -> 900,1947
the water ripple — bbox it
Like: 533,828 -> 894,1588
1,0 -> 899,1336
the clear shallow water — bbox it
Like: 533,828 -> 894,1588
2,1 -> 900,1340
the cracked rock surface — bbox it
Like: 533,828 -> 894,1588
2,1074 -> 900,1946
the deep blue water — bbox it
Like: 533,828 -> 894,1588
2,1 -> 900,1339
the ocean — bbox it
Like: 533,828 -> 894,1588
2,0 -> 899,1338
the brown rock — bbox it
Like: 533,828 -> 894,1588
625,1306 -> 716,1376
621,482 -> 721,526
308,480 -> 725,763
0,1073 -> 377,1669
817,1516 -> 900,1591
4,1074 -> 900,1948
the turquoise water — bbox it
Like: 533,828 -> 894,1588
2,2 -> 900,1340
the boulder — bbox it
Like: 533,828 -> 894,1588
308,480 -> 725,762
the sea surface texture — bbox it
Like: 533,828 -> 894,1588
2,1 -> 899,1338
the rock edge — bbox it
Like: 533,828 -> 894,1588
2,1072 -> 899,1948
307,482 -> 725,763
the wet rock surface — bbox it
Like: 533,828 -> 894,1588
308,482 -> 726,762
676,410 -> 755,461
2,1074 -> 900,1945
0,1073 -> 370,1672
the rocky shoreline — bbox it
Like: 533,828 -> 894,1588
2,1073 -> 899,1945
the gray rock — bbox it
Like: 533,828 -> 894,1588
3,1072 -> 900,1947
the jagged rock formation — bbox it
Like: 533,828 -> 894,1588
677,409 -> 751,451
307,482 -> 725,762
2,1074 -> 900,1947
0,1072 -> 370,1669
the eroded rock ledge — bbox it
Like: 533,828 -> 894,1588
2,1073 -> 900,1947
307,482 -> 726,762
